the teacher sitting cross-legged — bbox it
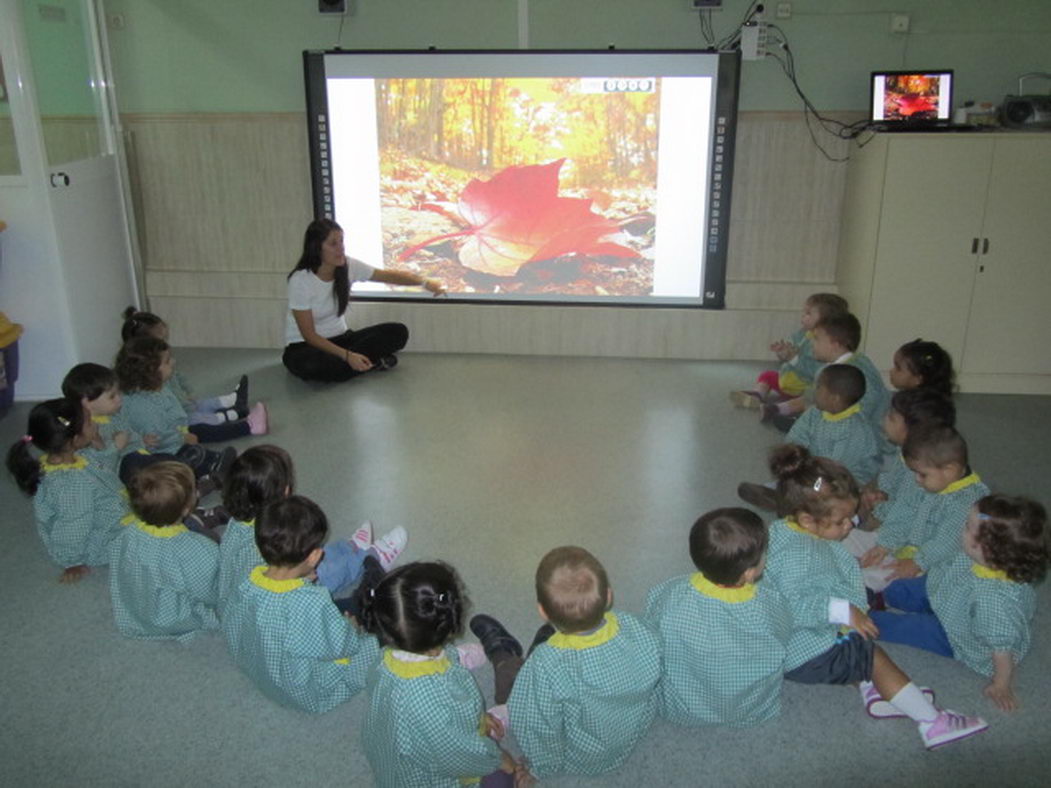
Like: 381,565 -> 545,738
282,218 -> 446,383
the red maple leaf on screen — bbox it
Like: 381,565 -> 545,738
399,159 -> 638,277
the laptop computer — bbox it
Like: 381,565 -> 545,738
870,70 -> 954,131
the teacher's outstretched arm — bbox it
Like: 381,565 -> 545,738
369,268 -> 447,296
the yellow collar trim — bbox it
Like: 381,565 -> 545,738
690,572 -> 756,603
383,648 -> 451,678
822,403 -> 862,422
92,415 -> 112,424
120,513 -> 136,526
804,329 -> 815,340
940,472 -> 981,495
133,519 -> 188,538
784,518 -> 821,539
972,563 -> 1011,582
547,612 -> 619,650
41,455 -> 88,472
249,565 -> 305,593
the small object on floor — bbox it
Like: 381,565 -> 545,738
247,402 -> 268,435
737,481 -> 779,512
456,642 -> 488,670
351,520 -> 373,551
376,354 -> 398,371
862,683 -> 935,719
729,390 -> 762,410
919,710 -> 988,749
528,623 -> 556,654
371,526 -> 408,571
469,614 -> 524,661
234,374 -> 249,417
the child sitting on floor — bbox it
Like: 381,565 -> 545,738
871,495 -> 1048,712
889,338 -> 956,397
469,546 -> 660,781
764,444 -> 987,749
109,461 -> 220,640
645,508 -> 790,727
221,495 -> 381,713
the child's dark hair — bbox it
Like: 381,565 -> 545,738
535,546 -> 610,632
903,424 -> 968,470
769,444 -> 859,521
690,508 -> 767,585
897,339 -> 955,396
255,495 -> 329,567
361,561 -> 468,653
222,444 -> 295,522
6,399 -> 85,495
818,364 -> 865,409
974,494 -> 1049,585
807,292 -> 849,320
121,306 -> 167,342
815,312 -> 861,352
890,388 -> 956,429
129,461 -> 195,526
115,335 -> 169,392
61,363 -> 118,403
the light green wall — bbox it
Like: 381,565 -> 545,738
104,0 -> 1051,113
24,0 -> 98,115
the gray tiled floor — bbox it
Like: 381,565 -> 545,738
2,350 -> 1048,786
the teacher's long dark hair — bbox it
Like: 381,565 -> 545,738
288,218 -> 350,317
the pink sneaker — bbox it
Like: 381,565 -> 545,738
350,521 -> 373,551
371,526 -> 407,571
247,402 -> 268,435
456,642 -> 487,670
486,703 -> 510,740
862,683 -> 936,719
919,710 -> 988,749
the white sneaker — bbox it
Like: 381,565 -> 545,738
862,683 -> 936,719
372,526 -> 408,571
918,709 -> 988,749
456,643 -> 487,670
351,521 -> 373,551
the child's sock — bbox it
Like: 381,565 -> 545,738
888,682 -> 939,723
456,643 -> 487,670
217,393 -> 236,409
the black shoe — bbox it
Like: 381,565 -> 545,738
737,481 -> 779,513
234,375 -> 249,418
195,505 -> 231,530
469,614 -> 523,661
183,512 -> 221,543
376,354 -> 398,371
205,446 -> 237,482
528,623 -> 556,655
341,555 -> 386,623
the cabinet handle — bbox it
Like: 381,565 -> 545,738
971,237 -> 979,254
982,238 -> 990,255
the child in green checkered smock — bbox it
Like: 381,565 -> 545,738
646,509 -> 790,728
7,399 -> 129,583
873,495 -> 1048,713
360,561 -> 523,787
786,364 -> 881,485
763,444 -> 988,749
221,495 -> 381,713
109,462 -> 219,641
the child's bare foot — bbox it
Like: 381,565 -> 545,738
59,565 -> 90,583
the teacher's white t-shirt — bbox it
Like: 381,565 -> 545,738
285,259 -> 376,344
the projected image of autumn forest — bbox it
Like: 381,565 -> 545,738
377,78 -> 659,296
882,74 -> 941,120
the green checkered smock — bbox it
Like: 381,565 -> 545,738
222,566 -> 379,713
33,454 -> 128,568
928,553 -> 1036,678
217,518 -> 260,615
507,611 -> 659,778
645,574 -> 790,727
765,518 -> 867,670
843,352 -> 890,442
121,388 -> 189,454
167,372 -> 195,416
777,329 -> 819,397
786,404 -> 881,484
363,647 -> 502,787
109,518 -> 219,641
873,452 -> 910,521
876,473 -> 988,571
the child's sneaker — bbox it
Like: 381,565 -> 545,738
861,683 -> 935,719
247,402 -> 268,435
918,710 -> 988,749
729,390 -> 762,409
485,703 -> 510,739
234,375 -> 250,417
456,642 -> 487,670
351,521 -> 373,551
371,526 -> 407,570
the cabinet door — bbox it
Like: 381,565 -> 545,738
961,137 -> 1051,376
865,137 -> 990,373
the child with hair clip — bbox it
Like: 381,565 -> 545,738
731,292 -> 848,410
221,496 -> 381,713
889,338 -> 956,397
121,306 -> 266,441
115,335 -> 237,483
764,444 -> 988,749
217,444 -> 407,615
360,561 -> 526,788
646,509 -> 791,727
872,495 -> 1048,712
109,462 -> 221,640
6,398 -> 128,583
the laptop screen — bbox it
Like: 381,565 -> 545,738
870,70 -> 953,125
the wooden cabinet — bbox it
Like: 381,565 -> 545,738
836,133 -> 1051,394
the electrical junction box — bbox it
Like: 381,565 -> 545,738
741,21 -> 767,61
